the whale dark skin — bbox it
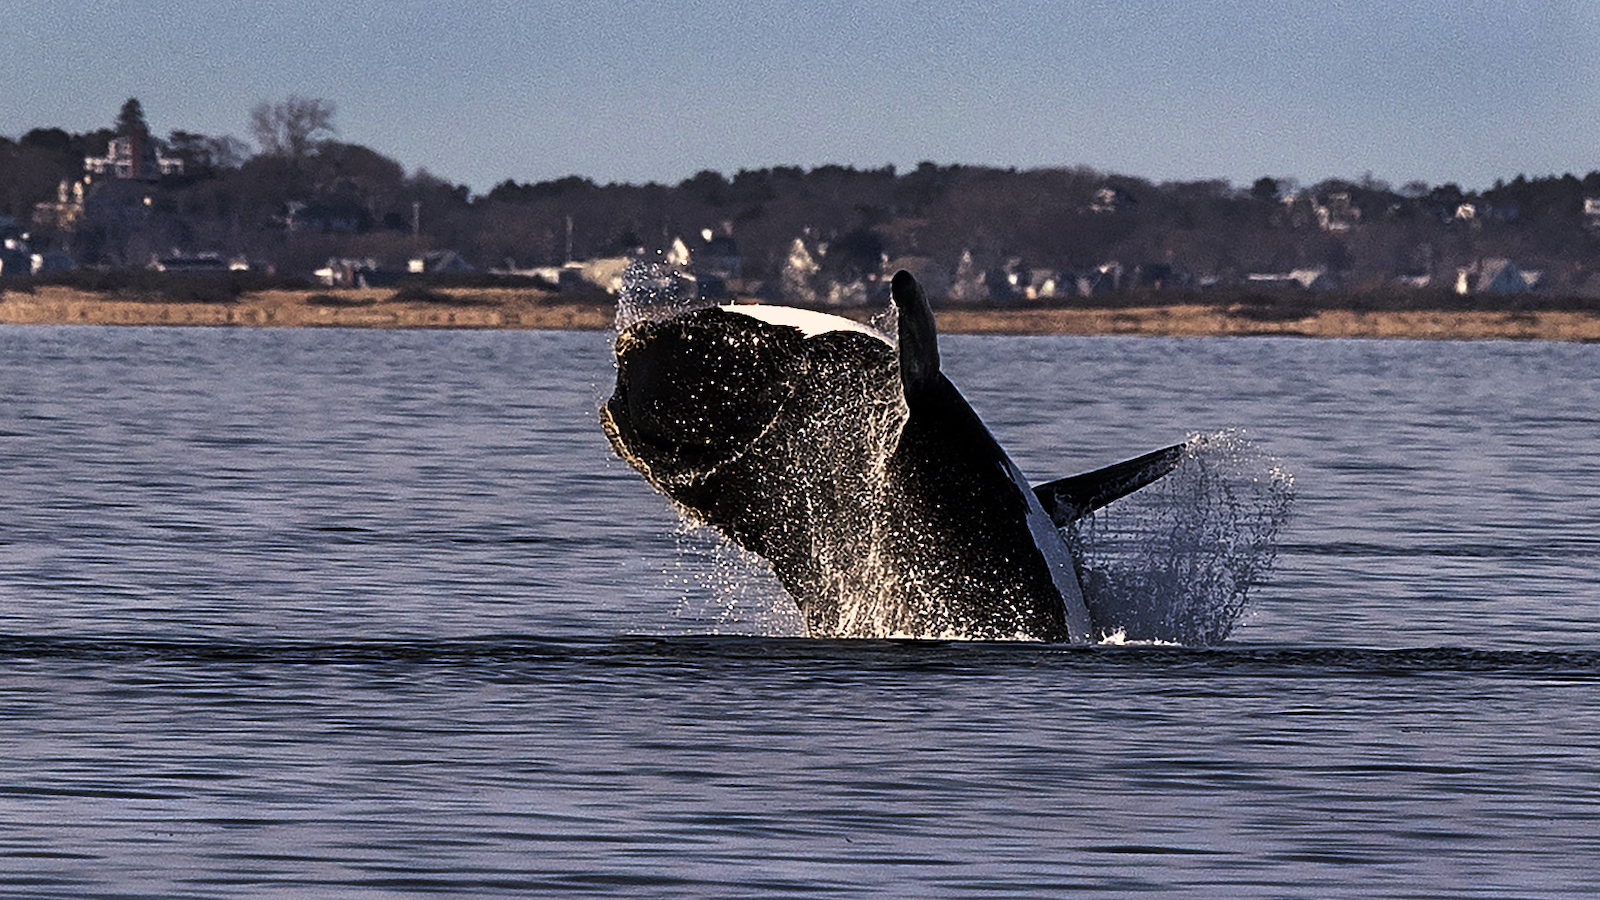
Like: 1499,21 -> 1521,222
601,270 -> 1183,641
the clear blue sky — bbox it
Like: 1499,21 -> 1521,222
6,0 -> 1597,195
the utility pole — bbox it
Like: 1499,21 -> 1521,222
412,201 -> 421,238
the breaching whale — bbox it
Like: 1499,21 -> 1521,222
601,270 -> 1185,642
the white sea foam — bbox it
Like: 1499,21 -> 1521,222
1096,629 -> 1181,646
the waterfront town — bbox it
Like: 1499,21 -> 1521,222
7,98 -> 1600,316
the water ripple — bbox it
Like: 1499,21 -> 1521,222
2,633 -> 1596,679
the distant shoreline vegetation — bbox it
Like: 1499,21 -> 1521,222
9,265 -> 1600,312
5,97 -> 1600,311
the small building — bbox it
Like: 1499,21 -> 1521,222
1,222 -> 29,276
0,246 -> 30,277
694,231 -> 743,280
1022,267 -> 1064,300
1455,258 -> 1530,295
408,249 -> 476,275
285,201 -> 369,234
1315,192 -> 1361,232
1133,262 -> 1185,290
31,179 -> 85,231
883,256 -> 950,300
1453,202 -> 1517,225
1584,198 -> 1600,232
1077,262 -> 1123,297
29,252 -> 75,275
316,257 -> 394,288
1246,269 -> 1335,290
1090,185 -> 1137,214
554,256 -> 634,293
151,252 -> 229,273
84,134 -> 183,181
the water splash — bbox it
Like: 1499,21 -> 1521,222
657,422 -> 1290,644
615,280 -> 1291,645
1070,430 -> 1295,646
669,524 -> 804,636
614,259 -> 706,332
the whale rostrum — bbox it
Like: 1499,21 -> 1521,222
601,270 -> 1185,642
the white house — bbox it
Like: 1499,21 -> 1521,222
1246,268 -> 1334,290
83,135 -> 183,181
1455,258 -> 1530,295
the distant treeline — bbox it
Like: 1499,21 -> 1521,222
6,98 -> 1600,298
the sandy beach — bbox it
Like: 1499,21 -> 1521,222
4,285 -> 1600,341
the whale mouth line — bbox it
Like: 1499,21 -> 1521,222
600,383 -> 798,489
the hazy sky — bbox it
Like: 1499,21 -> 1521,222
6,0 -> 1597,195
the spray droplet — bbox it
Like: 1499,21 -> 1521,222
1071,430 -> 1294,646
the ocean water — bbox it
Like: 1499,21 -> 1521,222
1,324 -> 1597,898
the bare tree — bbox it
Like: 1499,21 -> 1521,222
249,96 -> 336,160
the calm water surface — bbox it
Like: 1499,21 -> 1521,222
1,325 -> 1597,898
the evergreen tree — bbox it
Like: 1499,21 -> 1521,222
117,98 -> 149,138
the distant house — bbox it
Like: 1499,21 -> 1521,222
84,135 -> 183,181
1076,262 -> 1123,297
1455,258 -> 1531,295
946,249 -> 988,303
1090,185 -> 1137,214
1315,192 -> 1361,232
1584,198 -> 1600,231
883,256 -> 950,300
150,252 -> 229,273
985,258 -> 1028,303
285,201 -> 370,234
1291,268 -> 1335,290
1246,268 -> 1335,290
316,257 -> 397,288
973,258 -> 1065,302
694,232 -> 743,280
0,245 -> 29,277
1,222 -> 29,275
514,259 -> 632,294
1453,202 -> 1517,224
1133,262 -> 1185,290
566,256 -> 633,293
408,249 -> 476,275
1022,267 -> 1064,300
32,179 -> 85,230
29,251 -> 75,275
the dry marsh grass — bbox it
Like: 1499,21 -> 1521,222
4,284 -> 1600,341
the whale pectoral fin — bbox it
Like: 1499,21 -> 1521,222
891,270 -> 939,396
1033,442 -> 1189,526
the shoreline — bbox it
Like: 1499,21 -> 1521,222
5,285 -> 1600,341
